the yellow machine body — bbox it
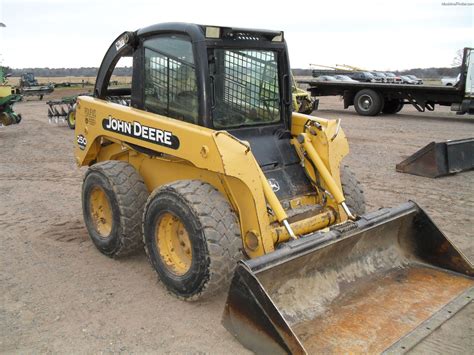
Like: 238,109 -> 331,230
75,96 -> 348,258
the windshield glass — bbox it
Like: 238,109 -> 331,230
209,49 -> 281,129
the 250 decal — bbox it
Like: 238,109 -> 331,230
77,134 -> 87,150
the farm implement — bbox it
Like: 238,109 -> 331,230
18,72 -> 54,100
0,91 -> 22,126
47,96 -> 78,129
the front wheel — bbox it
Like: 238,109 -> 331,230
143,180 -> 241,301
354,89 -> 384,116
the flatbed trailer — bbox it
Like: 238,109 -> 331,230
17,85 -> 54,100
302,48 -> 473,116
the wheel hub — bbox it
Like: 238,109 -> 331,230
89,186 -> 113,238
359,95 -> 373,111
68,111 -> 75,125
156,212 -> 192,276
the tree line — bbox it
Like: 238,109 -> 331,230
4,67 -> 133,77
3,66 -> 460,79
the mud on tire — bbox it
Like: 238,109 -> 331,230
143,180 -> 242,301
82,160 -> 148,258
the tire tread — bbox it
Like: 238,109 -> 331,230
341,165 -> 366,216
84,160 -> 148,257
143,180 -> 241,301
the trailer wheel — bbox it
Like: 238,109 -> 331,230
341,165 -> 365,216
354,89 -> 383,116
82,161 -> 148,258
39,95 -> 44,101
143,180 -> 241,301
67,110 -> 76,129
382,99 -> 404,114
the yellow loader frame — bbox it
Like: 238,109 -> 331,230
75,96 -> 349,258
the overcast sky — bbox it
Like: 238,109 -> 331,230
0,0 -> 472,70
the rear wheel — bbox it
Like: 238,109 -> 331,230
0,112 -> 12,126
67,110 -> 76,129
82,161 -> 148,257
382,99 -> 404,114
354,89 -> 383,116
143,180 -> 241,300
341,165 -> 365,216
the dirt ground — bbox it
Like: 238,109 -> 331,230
1,92 -> 473,353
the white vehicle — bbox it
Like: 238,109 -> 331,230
441,73 -> 461,86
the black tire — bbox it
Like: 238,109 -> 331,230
394,102 -> 404,113
67,110 -> 76,129
0,112 -> 12,126
15,113 -> 22,124
82,161 -> 148,258
143,180 -> 241,301
354,89 -> 384,116
382,99 -> 404,114
298,98 -> 314,115
39,95 -> 44,101
341,165 -> 365,216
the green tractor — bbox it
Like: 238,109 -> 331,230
0,67 -> 22,126
292,74 -> 317,114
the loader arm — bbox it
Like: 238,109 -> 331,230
290,112 -> 350,219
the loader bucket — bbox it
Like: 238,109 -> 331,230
396,138 -> 474,178
223,202 -> 473,354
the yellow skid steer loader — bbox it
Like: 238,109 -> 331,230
74,23 -> 473,353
